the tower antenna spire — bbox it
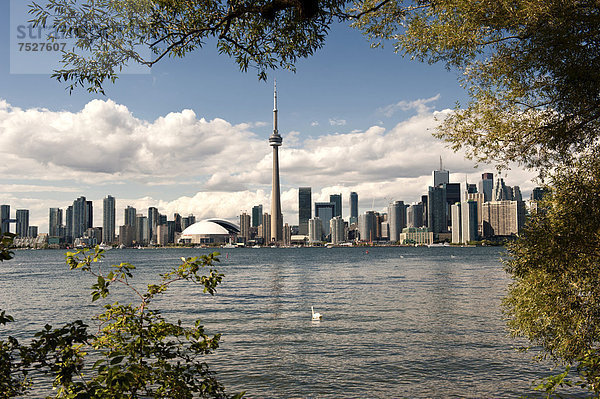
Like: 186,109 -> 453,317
273,79 -> 278,134
440,156 -> 443,171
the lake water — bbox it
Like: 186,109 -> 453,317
0,246 -> 562,397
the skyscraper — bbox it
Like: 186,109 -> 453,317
72,196 -> 88,240
148,206 -> 159,242
86,201 -> 93,230
330,194 -> 342,218
298,187 -> 311,235
428,185 -> 447,234
66,206 -> 73,243
252,205 -> 263,228
103,195 -> 116,244
433,157 -> 449,187
269,81 -> 283,243
315,202 -> 335,238
124,206 -> 137,226
15,209 -> 29,237
330,216 -> 345,244
478,173 -> 494,202
350,192 -> 358,225
49,207 -> 63,237
1,205 -> 10,234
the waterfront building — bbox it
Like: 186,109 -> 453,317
49,207 -> 63,238
358,211 -> 377,242
135,215 -> 148,245
407,204 -> 424,228
119,225 -> 135,247
1,205 -> 10,234
269,81 -> 283,243
167,220 -> 176,244
349,192 -> 358,225
65,206 -> 73,243
479,173 -> 494,202
427,185 -> 447,234
72,196 -> 88,240
86,201 -> 93,231
330,216 -> 345,245
482,200 -> 526,237
240,212 -> 251,242
283,223 -> 292,247
315,202 -> 335,238
298,187 -> 311,235
451,203 -> 462,244
461,200 -> 478,243
179,219 -> 240,245
388,200 -> 406,242
156,224 -> 169,246
252,205 -> 263,228
103,196 -> 116,244
27,226 -> 38,238
308,217 -> 323,243
445,183 -> 461,229
124,206 -> 136,226
262,213 -> 271,243
466,192 -> 485,237
174,213 -> 182,233
400,227 -> 434,245
16,209 -> 29,238
148,206 -> 159,243
330,194 -> 342,218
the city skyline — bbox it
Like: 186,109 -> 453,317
0,3 -> 537,233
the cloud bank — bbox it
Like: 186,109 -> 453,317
0,98 -> 536,231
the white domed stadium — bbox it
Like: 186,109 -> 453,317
178,218 -> 240,244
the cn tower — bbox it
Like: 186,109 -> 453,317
269,80 -> 283,243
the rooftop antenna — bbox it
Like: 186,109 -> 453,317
440,156 -> 443,171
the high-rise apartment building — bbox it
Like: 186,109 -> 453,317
124,206 -> 136,226
72,196 -> 88,240
86,201 -> 93,231
451,203 -> 462,244
239,212 -> 251,242
308,217 -> 323,243
330,216 -> 345,245
482,200 -> 526,237
15,209 -> 29,237
65,206 -> 73,243
315,202 -> 335,238
298,187 -> 311,235
388,200 -> 406,242
262,213 -> 271,243
49,207 -> 63,237
329,194 -> 342,218
359,211 -> 377,242
103,196 -> 116,244
349,192 -> 358,225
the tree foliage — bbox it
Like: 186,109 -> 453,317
0,246 -> 242,398
503,150 -> 600,395
352,0 -> 600,170
29,0 -> 600,170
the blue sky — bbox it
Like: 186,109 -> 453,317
0,1 -> 535,232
